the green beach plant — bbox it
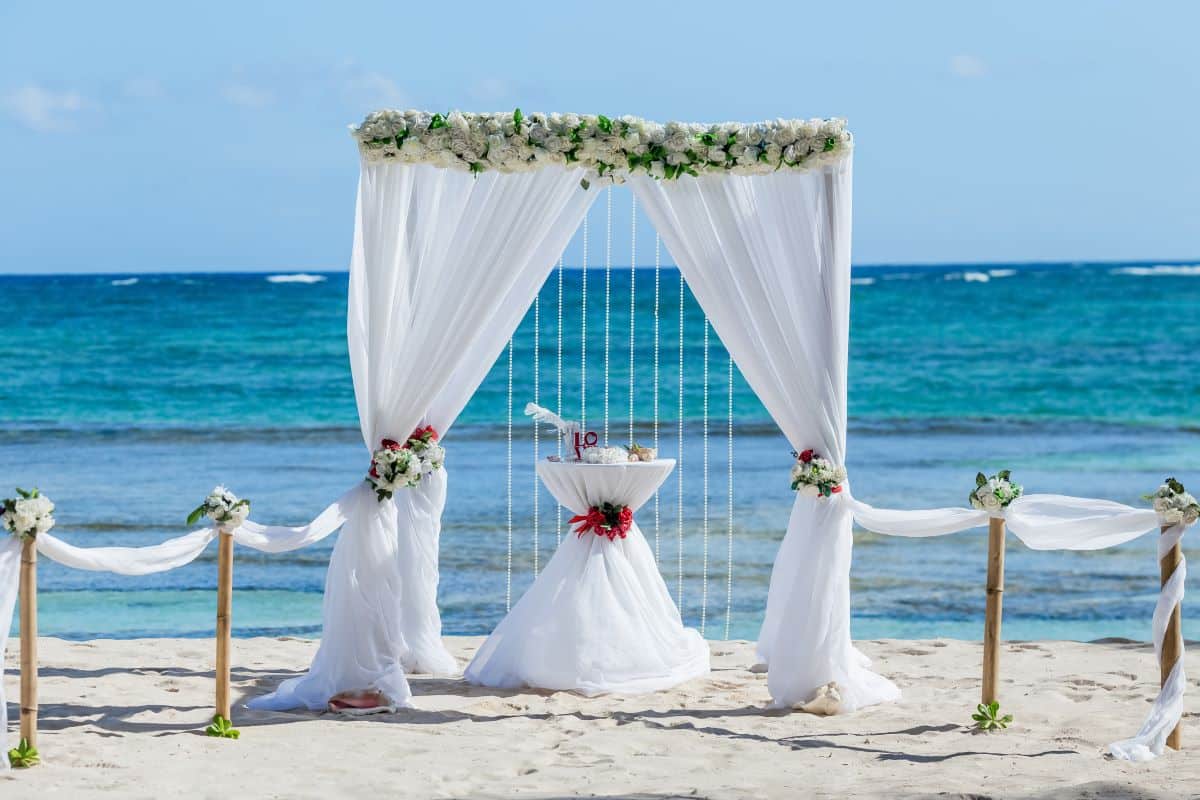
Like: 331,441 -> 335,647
971,701 -> 1013,731
205,714 -> 240,739
7,737 -> 40,767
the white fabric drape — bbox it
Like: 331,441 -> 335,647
250,162 -> 597,711
465,460 -> 709,694
630,160 -> 898,711
0,537 -> 20,770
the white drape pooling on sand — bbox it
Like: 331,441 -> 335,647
0,491 -> 354,767
847,491 -> 1188,761
249,161 -> 599,711
629,160 -> 904,712
465,460 -> 710,694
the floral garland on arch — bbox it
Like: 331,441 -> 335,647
1,487 -> 55,540
353,109 -> 851,181
1146,477 -> 1200,527
969,470 -> 1022,513
367,426 -> 446,501
570,502 -> 634,541
790,450 -> 846,498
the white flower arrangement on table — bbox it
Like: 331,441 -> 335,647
367,426 -> 446,501
1,488 -> 55,540
353,109 -> 851,182
790,449 -> 846,498
1146,477 -> 1200,527
187,486 -> 250,530
581,446 -> 632,464
969,471 -> 1022,514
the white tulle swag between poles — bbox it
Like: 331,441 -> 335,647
1,487 -> 55,540
969,470 -> 1022,514
366,426 -> 445,501
187,486 -> 250,531
789,450 -> 846,498
1147,478 -> 1200,526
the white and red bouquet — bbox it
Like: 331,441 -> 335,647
570,502 -> 634,541
367,426 -> 446,501
790,449 -> 846,498
1,487 -> 55,540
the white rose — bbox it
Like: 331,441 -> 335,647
1162,508 -> 1184,525
13,512 -> 36,534
980,492 -> 1001,510
800,484 -> 820,498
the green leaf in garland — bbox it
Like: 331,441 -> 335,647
512,108 -> 524,128
823,136 -> 837,152
579,177 -> 590,190
429,113 -> 447,130
596,114 -> 613,134
1167,477 -> 1186,494
205,713 -> 241,739
976,472 -> 988,488
7,737 -> 39,768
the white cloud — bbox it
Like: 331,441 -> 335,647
3,85 -> 86,132
950,54 -> 988,79
222,83 -> 274,108
123,77 -> 165,100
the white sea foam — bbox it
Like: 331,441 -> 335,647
266,273 -> 327,284
1111,264 -> 1200,277
110,277 -> 139,286
963,271 -> 991,282
851,277 -> 876,286
988,269 -> 1017,278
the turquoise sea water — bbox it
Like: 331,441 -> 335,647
1,262 -> 1198,642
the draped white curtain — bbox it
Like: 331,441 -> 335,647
630,159 -> 901,711
249,162 -> 597,711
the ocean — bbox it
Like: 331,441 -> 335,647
1,262 -> 1198,642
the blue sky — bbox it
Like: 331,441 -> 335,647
1,1 -> 1197,274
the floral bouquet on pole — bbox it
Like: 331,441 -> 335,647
1,488 -> 55,540
1145,478 -> 1200,527
969,471 -> 1022,513
187,486 -> 250,530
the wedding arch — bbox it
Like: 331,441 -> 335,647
1,108 -> 1189,770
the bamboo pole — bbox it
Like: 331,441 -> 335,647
215,533 -> 234,721
981,517 -> 1006,705
1160,524 -> 1183,750
19,536 -> 38,749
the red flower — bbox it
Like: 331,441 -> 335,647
369,465 -> 379,479
799,449 -> 814,463
381,438 -> 402,451
830,485 -> 842,494
570,503 -> 633,541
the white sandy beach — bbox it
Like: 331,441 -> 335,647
3,636 -> 1196,799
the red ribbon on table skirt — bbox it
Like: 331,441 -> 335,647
570,503 -> 634,541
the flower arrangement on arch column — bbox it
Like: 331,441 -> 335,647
1,487 -> 55,540
367,426 -> 446,501
789,450 -> 846,498
969,471 -> 1022,513
187,486 -> 250,530
1145,477 -> 1200,527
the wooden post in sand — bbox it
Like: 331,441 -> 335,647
19,536 -> 38,749
1160,524 -> 1183,750
981,517 -> 1006,705
215,533 -> 234,722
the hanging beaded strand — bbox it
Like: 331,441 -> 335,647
532,294 -> 540,577
653,234 -> 661,563
677,272 -> 685,608
506,337 -> 514,612
581,215 -> 588,431
725,352 -> 735,639
556,256 -> 564,545
629,194 -> 636,446
603,186 -> 612,444
700,318 -> 710,635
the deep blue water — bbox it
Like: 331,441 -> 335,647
1,262 -> 1198,641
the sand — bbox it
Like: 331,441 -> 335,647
2,636 -> 1196,799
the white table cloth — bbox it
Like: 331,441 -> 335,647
465,459 -> 710,695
